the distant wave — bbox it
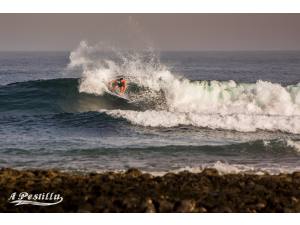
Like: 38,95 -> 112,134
3,139 -> 300,174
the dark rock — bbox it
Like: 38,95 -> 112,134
142,198 -> 156,213
201,168 -> 219,176
198,207 -> 207,213
159,200 -> 174,212
292,172 -> 300,179
77,203 -> 93,213
0,168 -> 300,212
283,208 -> 294,213
212,206 -> 233,213
141,173 -> 153,180
125,168 -> 142,177
291,196 -> 299,204
175,199 -> 196,212
256,202 -> 266,210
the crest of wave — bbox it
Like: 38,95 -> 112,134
166,79 -> 300,116
67,41 -> 178,99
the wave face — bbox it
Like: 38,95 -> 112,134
0,78 -> 139,114
68,41 -> 300,134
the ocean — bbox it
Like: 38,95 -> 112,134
0,47 -> 300,174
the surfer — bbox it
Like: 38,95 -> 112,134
110,77 -> 127,94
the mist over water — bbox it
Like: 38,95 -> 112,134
0,43 -> 300,174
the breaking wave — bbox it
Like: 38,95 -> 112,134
68,41 -> 300,133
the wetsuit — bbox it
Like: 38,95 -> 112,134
112,79 -> 126,93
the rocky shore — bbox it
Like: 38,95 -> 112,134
0,168 -> 300,212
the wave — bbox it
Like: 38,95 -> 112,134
150,161 -> 300,176
2,42 -> 300,134
68,41 -> 300,134
0,78 -> 77,113
103,109 -> 300,133
60,138 -> 300,154
0,78 -> 138,114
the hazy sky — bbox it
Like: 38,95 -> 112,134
0,14 -> 300,51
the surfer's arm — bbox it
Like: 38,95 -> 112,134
123,85 -> 127,93
110,80 -> 117,91
120,81 -> 127,93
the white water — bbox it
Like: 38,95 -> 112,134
287,139 -> 300,152
93,161 -> 300,176
69,42 -> 300,134
104,110 -> 300,133
148,161 -> 300,176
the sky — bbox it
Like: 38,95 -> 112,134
0,14 -> 300,51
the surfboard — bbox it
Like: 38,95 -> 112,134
105,90 -> 130,101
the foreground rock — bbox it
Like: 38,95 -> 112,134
0,168 -> 300,212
